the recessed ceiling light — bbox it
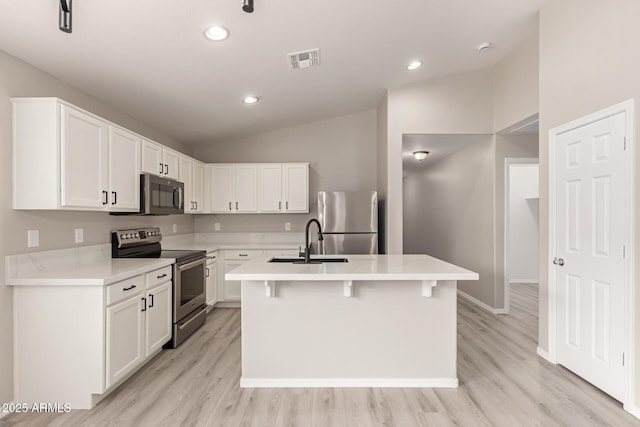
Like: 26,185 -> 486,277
407,61 -> 422,70
243,96 -> 259,104
204,25 -> 229,41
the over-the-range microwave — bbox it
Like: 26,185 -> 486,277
112,173 -> 184,215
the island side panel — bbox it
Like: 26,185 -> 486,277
241,279 -> 457,387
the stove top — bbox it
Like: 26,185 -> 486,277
111,227 -> 206,263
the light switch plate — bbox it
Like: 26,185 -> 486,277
285,222 -> 291,231
214,223 -> 221,231
75,228 -> 84,244
27,230 -> 39,248
172,224 -> 177,233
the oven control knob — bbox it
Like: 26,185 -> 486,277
120,234 -> 125,239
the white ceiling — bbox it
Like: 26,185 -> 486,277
402,134 -> 490,176
0,0 -> 543,145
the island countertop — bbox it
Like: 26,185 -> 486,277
225,254 -> 478,282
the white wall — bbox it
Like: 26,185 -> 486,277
192,110 -> 378,233
508,163 -> 539,283
538,0 -> 640,378
0,48 -> 194,406
403,136 -> 496,304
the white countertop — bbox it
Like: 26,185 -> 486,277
225,254 -> 479,282
163,241 -> 302,253
7,258 -> 174,286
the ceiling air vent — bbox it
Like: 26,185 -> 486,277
288,48 -> 320,70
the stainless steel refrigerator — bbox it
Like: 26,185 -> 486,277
318,191 -> 378,254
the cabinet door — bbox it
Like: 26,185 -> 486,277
60,105 -> 108,209
108,126 -> 140,211
145,282 -> 172,356
179,156 -> 194,213
283,164 -> 309,212
206,258 -> 218,305
223,261 -> 244,301
192,161 -> 205,213
106,296 -> 145,389
163,149 -> 180,180
259,165 -> 283,212
234,164 -> 258,212
141,140 -> 164,177
209,165 -> 234,213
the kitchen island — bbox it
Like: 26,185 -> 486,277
226,254 -> 478,388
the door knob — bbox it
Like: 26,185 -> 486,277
553,257 -> 565,266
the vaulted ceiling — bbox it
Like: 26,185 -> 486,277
0,0 -> 543,144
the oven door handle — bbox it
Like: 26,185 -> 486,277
177,257 -> 206,271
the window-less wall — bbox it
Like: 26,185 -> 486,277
192,110 -> 377,233
508,163 -> 539,283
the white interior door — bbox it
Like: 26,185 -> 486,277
555,112 -> 627,401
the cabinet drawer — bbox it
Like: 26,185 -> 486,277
146,266 -> 172,289
224,250 -> 263,260
106,274 -> 145,306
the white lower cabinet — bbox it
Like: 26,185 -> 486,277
206,252 -> 218,306
13,264 -> 173,409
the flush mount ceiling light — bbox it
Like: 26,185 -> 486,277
477,42 -> 492,52
243,96 -> 260,104
407,61 -> 422,70
413,151 -> 429,161
204,25 -> 230,41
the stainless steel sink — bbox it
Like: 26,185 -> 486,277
268,257 -> 349,264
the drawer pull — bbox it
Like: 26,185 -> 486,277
157,273 -> 167,279
123,285 -> 137,291
239,253 -> 248,257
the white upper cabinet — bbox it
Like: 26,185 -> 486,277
12,98 -> 140,212
259,163 -> 309,213
208,164 -> 258,213
180,156 -> 205,213
60,105 -> 109,209
179,155 -> 193,213
141,139 -> 179,180
107,126 -> 141,211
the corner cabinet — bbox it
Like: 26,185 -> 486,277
208,163 -> 308,214
12,98 -> 140,212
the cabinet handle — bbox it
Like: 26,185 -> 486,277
123,285 -> 136,291
206,268 -> 210,277
141,297 -> 147,312
279,201 -> 282,210
236,201 -> 239,210
157,273 -> 167,279
149,294 -> 154,308
165,164 -> 169,175
102,191 -> 108,205
159,162 -> 164,175
229,202 -> 232,211
111,191 -> 117,205
286,201 -> 289,210
195,201 -> 198,211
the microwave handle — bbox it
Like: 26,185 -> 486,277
175,187 -> 183,210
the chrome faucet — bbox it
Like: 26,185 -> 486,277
303,218 -> 323,263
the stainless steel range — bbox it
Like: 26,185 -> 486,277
111,227 -> 207,348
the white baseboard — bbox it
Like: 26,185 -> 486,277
624,403 -> 640,421
457,290 -> 507,315
536,347 -> 555,364
509,280 -> 539,285
240,377 -> 459,389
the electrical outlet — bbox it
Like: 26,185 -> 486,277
214,223 -> 221,231
285,222 -> 291,231
172,224 -> 177,233
27,229 -> 39,248
74,228 -> 84,244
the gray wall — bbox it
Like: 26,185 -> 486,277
0,48 -> 194,405
192,110 -> 377,233
538,0 -> 640,403
403,136 -> 496,304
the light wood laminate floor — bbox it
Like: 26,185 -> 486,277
2,284 -> 639,426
